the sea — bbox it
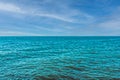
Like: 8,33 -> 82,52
0,36 -> 120,80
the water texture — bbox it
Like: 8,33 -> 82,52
0,36 -> 120,80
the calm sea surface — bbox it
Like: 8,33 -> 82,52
0,36 -> 120,80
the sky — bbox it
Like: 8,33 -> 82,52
0,0 -> 120,36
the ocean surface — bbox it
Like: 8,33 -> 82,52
0,36 -> 120,80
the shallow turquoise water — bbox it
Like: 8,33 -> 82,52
0,36 -> 120,80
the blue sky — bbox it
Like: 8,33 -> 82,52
0,0 -> 120,36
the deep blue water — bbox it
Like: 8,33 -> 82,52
0,36 -> 120,80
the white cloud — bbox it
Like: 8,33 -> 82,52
98,7 -> 120,31
99,19 -> 120,31
0,1 -> 95,23
0,31 -> 42,36
0,2 -> 25,13
94,7 -> 120,35
35,13 -> 74,23
34,26 -> 65,32
33,8 -> 94,23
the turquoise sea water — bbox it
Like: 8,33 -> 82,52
0,36 -> 120,80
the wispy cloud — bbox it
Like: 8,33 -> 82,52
0,31 -> 43,36
0,1 -> 94,23
99,8 -> 120,28
33,1 -> 95,23
0,2 -> 25,13
95,6 -> 120,35
35,13 -> 74,23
